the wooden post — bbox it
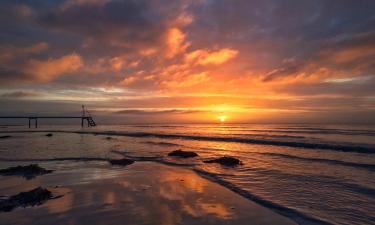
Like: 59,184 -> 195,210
35,118 -> 38,128
28,118 -> 31,128
81,118 -> 84,127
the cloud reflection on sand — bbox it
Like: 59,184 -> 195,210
0,161 -> 296,225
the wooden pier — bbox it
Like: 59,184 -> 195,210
0,106 -> 97,128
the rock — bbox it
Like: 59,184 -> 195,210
0,164 -> 53,180
109,158 -> 135,166
168,150 -> 199,158
106,137 -> 113,140
0,135 -> 11,139
45,133 -> 53,137
204,156 -> 242,166
0,187 -> 53,212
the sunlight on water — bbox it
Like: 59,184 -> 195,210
0,124 -> 374,225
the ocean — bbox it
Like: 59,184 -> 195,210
0,124 -> 374,225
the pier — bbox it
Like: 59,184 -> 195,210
0,106 -> 97,128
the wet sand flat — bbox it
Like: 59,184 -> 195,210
0,161 -> 297,225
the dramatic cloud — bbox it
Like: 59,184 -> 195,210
25,53 -> 83,82
0,0 -> 374,123
166,28 -> 190,58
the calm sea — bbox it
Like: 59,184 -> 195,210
0,124 -> 374,225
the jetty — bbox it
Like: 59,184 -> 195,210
0,106 -> 97,128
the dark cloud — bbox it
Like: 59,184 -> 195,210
38,1 -> 164,45
0,91 -> 42,98
115,109 -> 204,115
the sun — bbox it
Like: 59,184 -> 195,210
218,115 -> 226,123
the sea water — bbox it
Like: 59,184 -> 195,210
0,124 -> 374,225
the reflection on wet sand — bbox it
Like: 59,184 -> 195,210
0,162 -> 296,225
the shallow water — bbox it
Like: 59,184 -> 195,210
0,161 -> 297,225
0,124 -> 374,225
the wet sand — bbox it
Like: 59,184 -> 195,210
0,161 -> 297,225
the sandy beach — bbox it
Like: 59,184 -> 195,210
0,160 -> 297,225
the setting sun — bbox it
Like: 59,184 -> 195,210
218,115 -> 226,123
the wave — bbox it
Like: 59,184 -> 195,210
238,166 -> 375,196
235,129 -> 375,136
0,157 -> 107,162
1,130 -> 375,153
261,153 -> 375,171
194,169 -> 333,225
142,141 -> 182,147
234,133 -> 307,139
275,127 -> 375,133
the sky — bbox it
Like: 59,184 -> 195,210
0,0 -> 374,124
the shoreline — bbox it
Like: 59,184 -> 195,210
0,161 -> 297,225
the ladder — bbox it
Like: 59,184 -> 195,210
87,117 -> 96,126
82,105 -> 97,127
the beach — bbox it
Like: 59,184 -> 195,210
0,160 -> 297,225
0,124 -> 374,225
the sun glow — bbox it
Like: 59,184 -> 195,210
218,115 -> 226,123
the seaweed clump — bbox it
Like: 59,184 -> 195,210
168,150 -> 199,158
0,164 -> 53,180
108,158 -> 135,166
204,156 -> 242,167
0,135 -> 11,139
0,187 -> 53,212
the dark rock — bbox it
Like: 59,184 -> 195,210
204,156 -> 242,166
0,135 -> 11,139
45,133 -> 53,137
168,150 -> 199,158
109,158 -> 135,166
0,187 -> 53,212
0,164 -> 53,180
106,137 -> 113,140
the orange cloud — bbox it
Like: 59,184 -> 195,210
185,48 -> 238,65
321,44 -> 375,64
166,27 -> 190,58
109,57 -> 124,71
163,72 -> 210,88
25,53 -> 83,81
121,76 -> 138,86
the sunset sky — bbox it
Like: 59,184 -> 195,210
0,0 -> 374,124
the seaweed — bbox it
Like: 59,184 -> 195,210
168,150 -> 199,158
204,156 -> 242,166
108,158 -> 135,166
0,135 -> 11,139
0,164 -> 53,180
0,187 -> 53,212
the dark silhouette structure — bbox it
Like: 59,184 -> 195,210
0,106 -> 97,128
